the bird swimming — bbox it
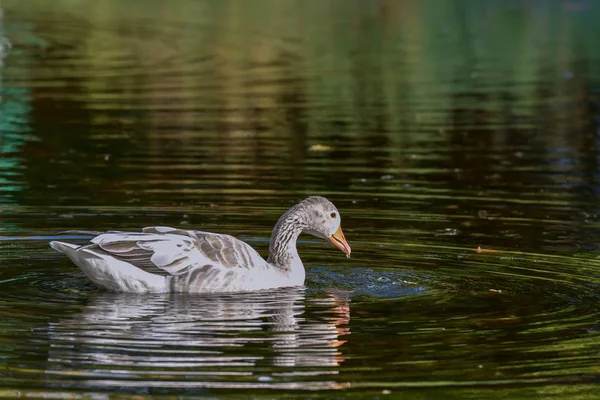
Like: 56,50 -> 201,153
50,196 -> 351,293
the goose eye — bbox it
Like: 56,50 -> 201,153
330,212 -> 337,218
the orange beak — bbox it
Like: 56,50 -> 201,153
328,225 -> 351,257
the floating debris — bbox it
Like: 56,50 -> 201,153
308,144 -> 332,152
476,246 -> 502,254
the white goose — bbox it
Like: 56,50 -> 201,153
50,196 -> 351,293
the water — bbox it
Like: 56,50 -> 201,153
1,0 -> 600,397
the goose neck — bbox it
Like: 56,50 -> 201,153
267,207 -> 307,269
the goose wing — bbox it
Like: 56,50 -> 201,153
85,226 -> 265,276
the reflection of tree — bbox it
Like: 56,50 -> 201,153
0,9 -> 32,233
3,0 -> 600,242
43,288 -> 351,388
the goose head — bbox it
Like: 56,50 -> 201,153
299,196 -> 351,257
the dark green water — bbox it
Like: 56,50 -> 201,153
2,0 -> 600,398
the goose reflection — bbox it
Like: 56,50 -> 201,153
45,288 -> 351,382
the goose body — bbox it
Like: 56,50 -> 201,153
50,196 -> 351,293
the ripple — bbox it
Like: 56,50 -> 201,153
2,233 -> 600,396
2,0 -> 600,397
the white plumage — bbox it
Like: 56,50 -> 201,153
50,196 -> 351,293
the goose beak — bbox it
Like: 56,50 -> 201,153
329,225 -> 351,257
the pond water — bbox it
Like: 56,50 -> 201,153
2,0 -> 600,398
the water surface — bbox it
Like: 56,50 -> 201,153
2,0 -> 600,398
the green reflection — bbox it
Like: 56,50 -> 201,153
0,1 -> 599,398
0,12 -> 30,212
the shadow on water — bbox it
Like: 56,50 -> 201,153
2,0 -> 600,398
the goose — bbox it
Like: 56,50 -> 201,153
50,196 -> 351,293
